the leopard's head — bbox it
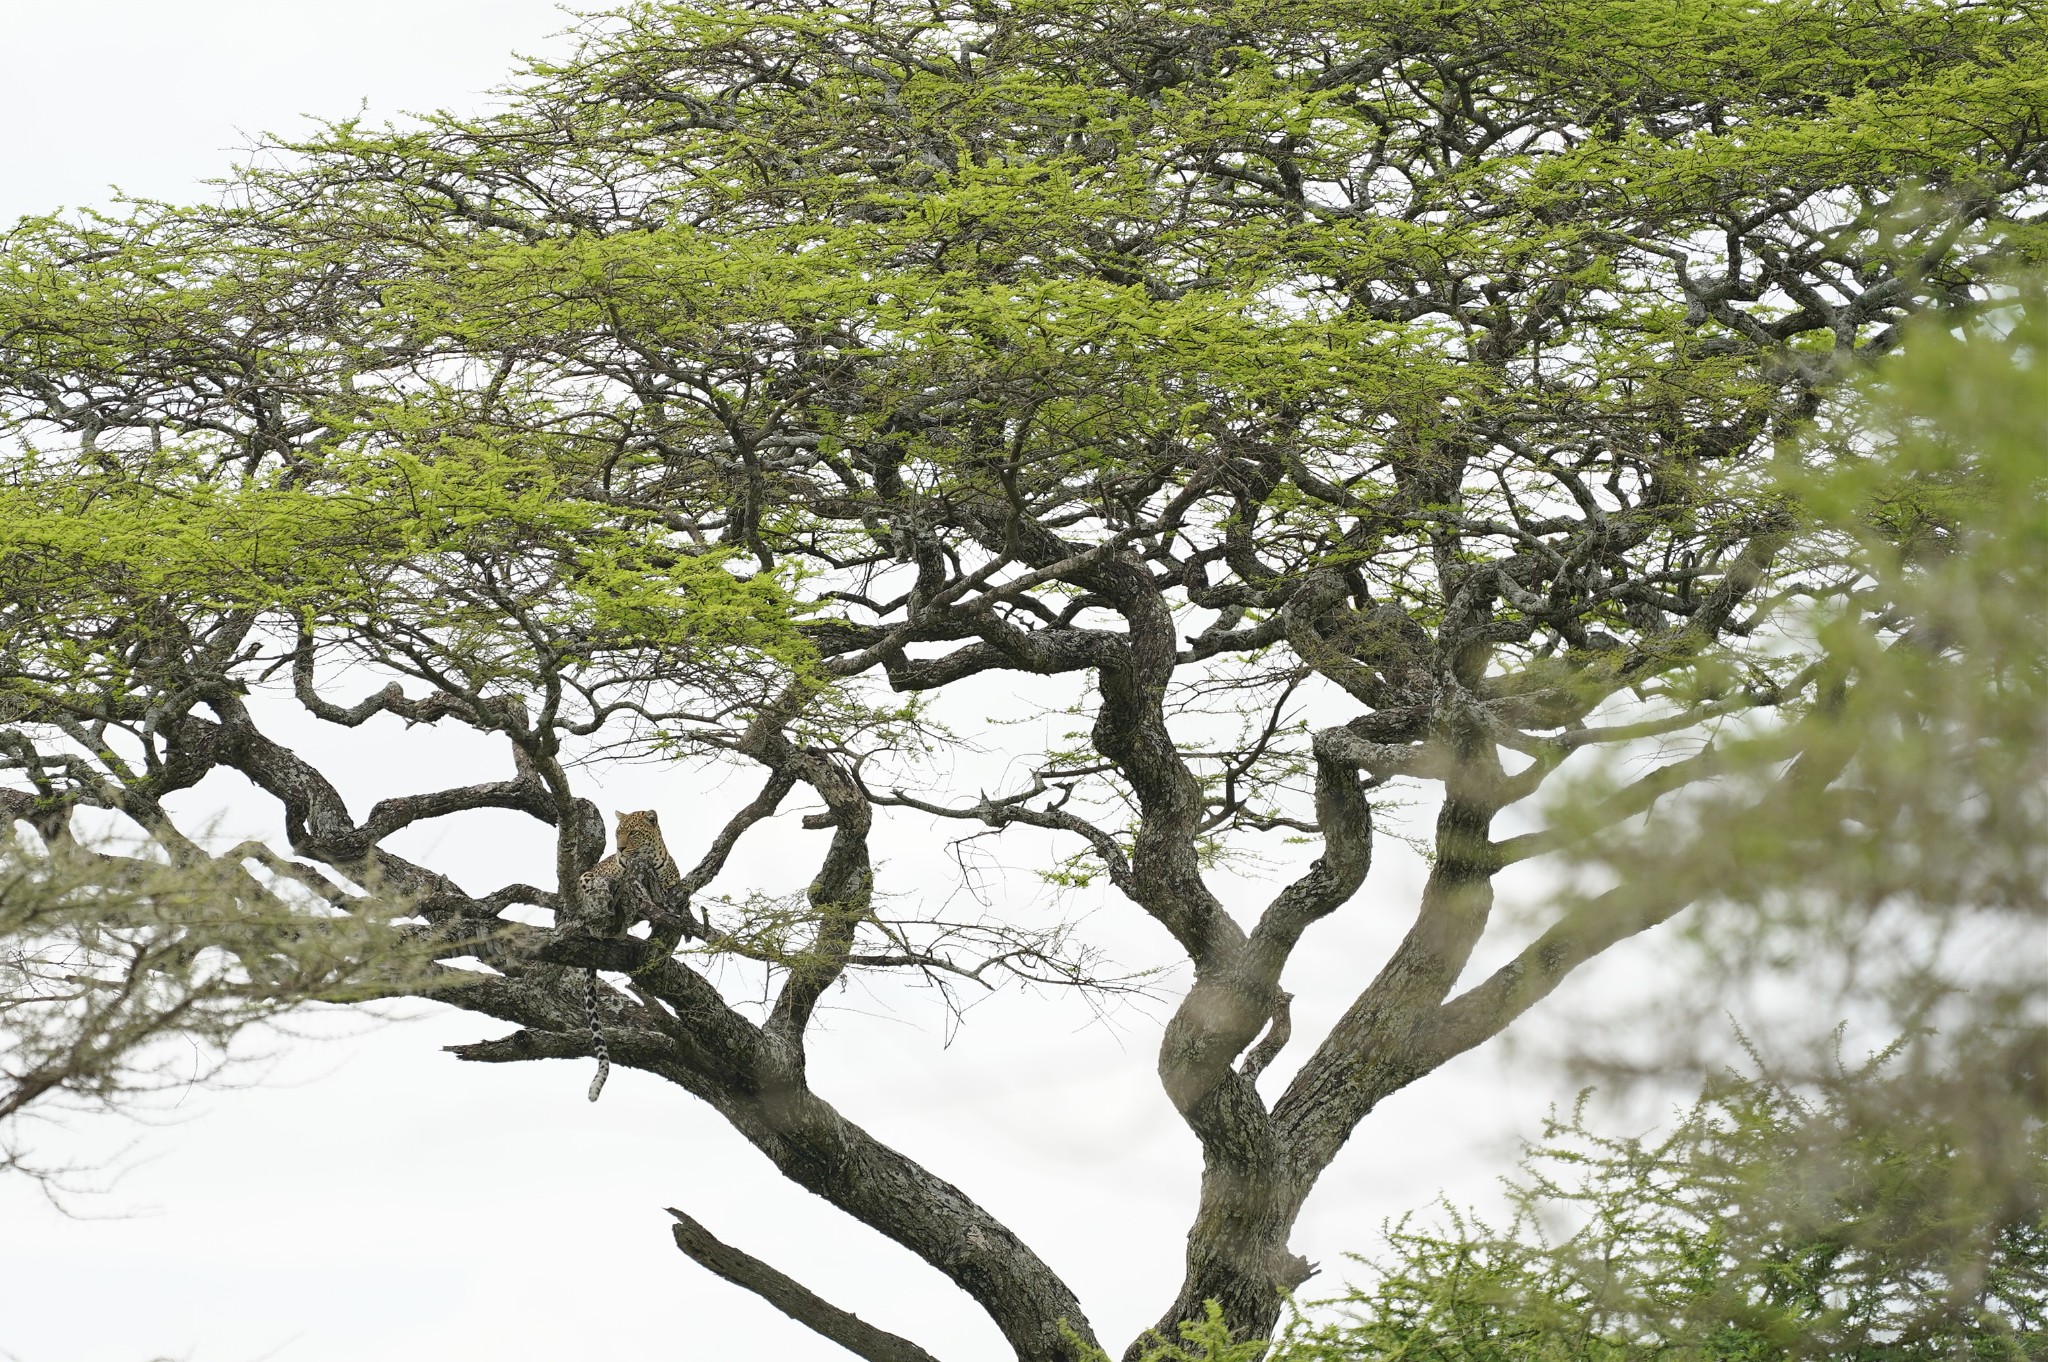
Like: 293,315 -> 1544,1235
614,809 -> 664,855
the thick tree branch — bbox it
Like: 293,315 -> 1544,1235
1416,879 -> 1694,1071
668,1209 -> 944,1362
1274,737 -> 1504,1176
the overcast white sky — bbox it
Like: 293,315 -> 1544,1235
0,7 -> 1610,1361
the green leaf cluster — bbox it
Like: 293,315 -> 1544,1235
1287,1063 -> 2047,1362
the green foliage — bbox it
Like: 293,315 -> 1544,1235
8,0 -> 2045,792
0,420 -> 814,714
1286,1064 -> 2048,1362
1076,1301 -> 1290,1362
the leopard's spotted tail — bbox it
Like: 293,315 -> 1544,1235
585,966 -> 610,1102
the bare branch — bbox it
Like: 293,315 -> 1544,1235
668,1209 -> 943,1362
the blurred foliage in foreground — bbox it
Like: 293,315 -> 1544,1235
1542,283 -> 2048,1086
0,829 -> 438,1184
1299,1059 -> 2047,1362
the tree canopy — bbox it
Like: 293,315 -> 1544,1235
2,2 -> 2045,1358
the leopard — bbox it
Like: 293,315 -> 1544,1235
576,809 -> 682,926
571,810 -> 685,1102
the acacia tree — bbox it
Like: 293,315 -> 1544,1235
2,2 -> 2045,1358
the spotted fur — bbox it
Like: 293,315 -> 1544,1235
584,967 -> 610,1102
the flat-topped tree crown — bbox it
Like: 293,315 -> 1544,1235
3,1 -> 2045,1357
